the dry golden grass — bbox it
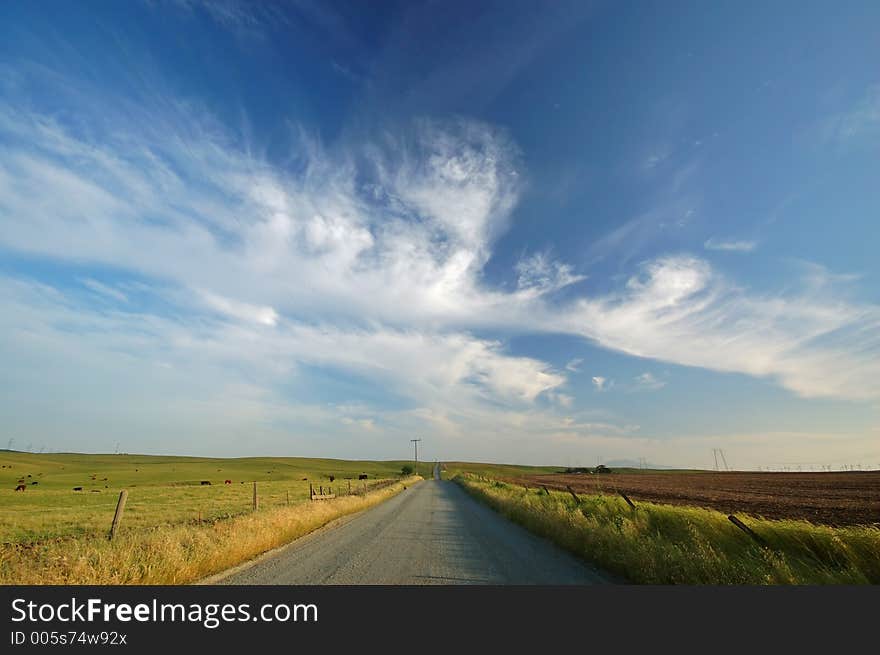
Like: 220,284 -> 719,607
0,477 -> 420,585
457,475 -> 880,584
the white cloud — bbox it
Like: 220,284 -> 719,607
198,290 -> 279,326
704,238 -> 757,252
565,358 -> 583,372
80,278 -> 128,303
560,256 -> 880,400
0,75 -> 878,468
515,252 -> 584,297
632,372 -> 666,391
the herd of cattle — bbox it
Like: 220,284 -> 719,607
10,470 -> 372,491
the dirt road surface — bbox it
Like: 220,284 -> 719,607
216,479 -> 611,585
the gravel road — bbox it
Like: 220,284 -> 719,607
217,477 -> 611,585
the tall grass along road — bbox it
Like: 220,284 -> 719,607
214,479 -> 612,585
456,475 -> 880,585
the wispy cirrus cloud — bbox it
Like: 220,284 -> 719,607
632,372 -> 666,391
1,61 -> 880,463
704,237 -> 757,252
564,358 -> 583,373
822,84 -> 880,143
80,278 -> 128,303
557,256 -> 880,401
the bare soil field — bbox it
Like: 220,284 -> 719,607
501,470 -> 880,526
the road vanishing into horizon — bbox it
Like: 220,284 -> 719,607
216,466 -> 611,585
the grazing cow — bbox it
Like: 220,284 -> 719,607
73,487 -> 82,491
14,484 -> 25,491
329,475 -> 335,482
30,481 -> 38,485
90,489 -> 100,493
302,477 -> 308,481
358,474 -> 368,480
224,479 -> 232,485
200,480 -> 211,485
27,474 -> 31,478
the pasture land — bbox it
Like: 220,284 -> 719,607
493,470 -> 880,526
456,475 -> 880,584
0,451 -> 423,584
0,451 -> 417,543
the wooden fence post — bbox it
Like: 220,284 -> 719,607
728,515 -> 768,547
348,480 -> 351,495
286,490 -> 290,506
108,490 -> 128,540
619,491 -> 636,510
253,482 -> 258,511
566,485 -> 581,504
542,485 -> 551,495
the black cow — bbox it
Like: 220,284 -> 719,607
358,474 -> 368,480
73,487 -> 83,491
200,480 -> 211,485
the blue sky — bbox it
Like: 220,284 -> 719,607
1,1 -> 878,469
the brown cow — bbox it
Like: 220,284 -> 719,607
224,479 -> 232,485
14,484 -> 25,492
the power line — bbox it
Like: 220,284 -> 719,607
410,438 -> 421,476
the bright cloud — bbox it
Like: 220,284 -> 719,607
1,70 -> 879,463
632,372 -> 666,391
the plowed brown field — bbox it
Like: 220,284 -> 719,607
501,471 -> 880,526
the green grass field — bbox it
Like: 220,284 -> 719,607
441,461 -> 565,479
455,474 -> 880,585
0,450 -> 423,543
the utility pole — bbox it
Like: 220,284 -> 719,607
410,438 -> 421,476
719,449 -> 729,471
713,449 -> 719,471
